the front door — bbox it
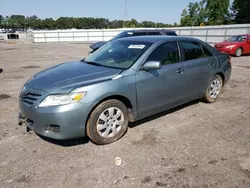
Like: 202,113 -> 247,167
135,41 -> 188,117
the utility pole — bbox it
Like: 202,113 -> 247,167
123,0 -> 128,28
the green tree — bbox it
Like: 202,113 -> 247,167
8,15 -> 26,28
42,18 -> 56,29
94,18 -> 109,28
231,0 -> 250,24
26,15 -> 39,29
0,15 -> 3,27
206,0 -> 230,25
141,21 -> 155,28
180,0 -> 206,26
109,20 -> 124,29
0,15 -> 174,29
124,19 -> 138,28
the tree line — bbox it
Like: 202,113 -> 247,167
0,15 -> 176,30
0,0 -> 249,30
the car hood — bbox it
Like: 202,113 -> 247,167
89,41 -> 108,50
26,60 -> 122,93
214,41 -> 239,48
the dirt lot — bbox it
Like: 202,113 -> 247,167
0,43 -> 250,188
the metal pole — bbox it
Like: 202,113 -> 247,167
205,29 -> 208,42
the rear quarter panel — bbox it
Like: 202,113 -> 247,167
215,53 -> 232,85
202,41 -> 231,85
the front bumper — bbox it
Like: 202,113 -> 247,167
18,100 -> 96,140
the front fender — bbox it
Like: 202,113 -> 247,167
77,75 -> 138,117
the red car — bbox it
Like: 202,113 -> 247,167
214,34 -> 250,57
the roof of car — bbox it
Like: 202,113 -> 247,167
116,35 -> 202,43
124,29 -> 176,33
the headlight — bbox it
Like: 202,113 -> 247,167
225,45 -> 236,49
38,92 -> 86,107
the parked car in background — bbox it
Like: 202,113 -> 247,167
19,36 -> 231,145
89,29 -> 177,53
214,34 -> 250,57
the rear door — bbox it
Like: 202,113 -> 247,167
179,41 -> 217,99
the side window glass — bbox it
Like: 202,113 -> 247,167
147,32 -> 161,35
202,45 -> 213,57
181,41 -> 203,61
132,32 -> 146,36
146,42 -> 180,65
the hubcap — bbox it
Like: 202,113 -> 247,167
96,107 -> 124,138
209,78 -> 222,99
236,49 -> 242,56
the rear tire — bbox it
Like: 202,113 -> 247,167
202,75 -> 223,103
235,47 -> 243,57
86,99 -> 129,145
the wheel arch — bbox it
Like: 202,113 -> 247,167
215,72 -> 225,86
235,46 -> 244,55
86,95 -> 135,129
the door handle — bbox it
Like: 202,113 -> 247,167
176,68 -> 185,74
208,61 -> 216,66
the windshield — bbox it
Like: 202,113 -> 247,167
225,35 -> 247,42
84,40 -> 152,69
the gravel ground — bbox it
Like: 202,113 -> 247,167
0,43 -> 250,188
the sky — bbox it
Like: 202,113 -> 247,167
0,0 -> 201,24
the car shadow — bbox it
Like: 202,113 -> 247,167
129,99 -> 200,128
37,135 -> 90,147
241,54 -> 250,57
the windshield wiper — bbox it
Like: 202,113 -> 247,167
84,60 -> 102,67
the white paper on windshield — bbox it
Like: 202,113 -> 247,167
127,32 -> 133,35
128,45 -> 145,49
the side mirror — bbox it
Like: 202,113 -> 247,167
142,61 -> 161,70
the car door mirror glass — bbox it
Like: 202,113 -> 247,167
142,61 -> 161,70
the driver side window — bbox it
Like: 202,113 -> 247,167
146,41 -> 180,66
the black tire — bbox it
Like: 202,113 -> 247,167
235,47 -> 243,57
86,99 -> 129,145
202,75 -> 223,103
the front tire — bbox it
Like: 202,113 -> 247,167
202,75 -> 223,103
235,47 -> 243,57
86,99 -> 129,145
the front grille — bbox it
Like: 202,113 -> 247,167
22,92 -> 42,106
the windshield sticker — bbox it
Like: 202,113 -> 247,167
128,45 -> 145,49
127,32 -> 133,35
